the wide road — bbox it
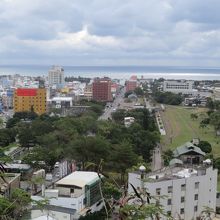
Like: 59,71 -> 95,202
99,87 -> 125,120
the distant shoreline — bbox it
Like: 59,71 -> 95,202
0,65 -> 220,80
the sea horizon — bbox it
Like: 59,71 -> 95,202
0,65 -> 220,80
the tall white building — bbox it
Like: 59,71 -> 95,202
48,66 -> 64,89
163,80 -> 194,94
128,155 -> 217,220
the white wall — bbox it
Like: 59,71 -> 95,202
128,166 -> 217,220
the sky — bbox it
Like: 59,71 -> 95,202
1,0 -> 220,67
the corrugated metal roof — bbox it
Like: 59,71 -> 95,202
55,171 -> 100,188
173,142 -> 206,157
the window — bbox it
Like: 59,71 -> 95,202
181,196 -> 185,203
194,194 -> 198,200
156,188 -> 161,195
194,206 -> 198,212
195,182 -> 199,189
181,184 -> 186,191
168,186 -> 173,193
167,211 -> 171,216
167,199 -> 172,205
180,208 -> 184,214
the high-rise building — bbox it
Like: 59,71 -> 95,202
48,66 -> 64,89
125,75 -> 137,92
92,77 -> 112,102
14,88 -> 47,115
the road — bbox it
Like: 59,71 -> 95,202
99,87 -> 125,120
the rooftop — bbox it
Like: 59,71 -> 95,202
55,171 -> 100,188
132,163 -> 212,182
173,142 -> 206,157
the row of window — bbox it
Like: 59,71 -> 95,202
167,206 -> 198,216
166,86 -> 190,89
156,182 -> 199,195
167,194 -> 198,205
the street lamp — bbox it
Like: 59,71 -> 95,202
139,165 -> 146,192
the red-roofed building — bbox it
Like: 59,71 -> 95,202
14,88 -> 46,115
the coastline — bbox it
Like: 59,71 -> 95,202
0,65 -> 220,80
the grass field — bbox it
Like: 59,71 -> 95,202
160,105 -> 220,156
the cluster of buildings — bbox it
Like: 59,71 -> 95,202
0,66 -> 128,116
161,79 -> 220,106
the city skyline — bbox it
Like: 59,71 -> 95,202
1,0 -> 220,67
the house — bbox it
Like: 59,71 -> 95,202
32,171 -> 103,220
173,142 -> 206,164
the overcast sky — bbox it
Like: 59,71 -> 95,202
1,0 -> 220,67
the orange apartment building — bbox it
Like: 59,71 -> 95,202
14,88 -> 47,115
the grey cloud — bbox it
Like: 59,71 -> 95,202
0,0 -> 220,66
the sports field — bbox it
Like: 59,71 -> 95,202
160,105 -> 220,156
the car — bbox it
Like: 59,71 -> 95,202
54,162 -> 60,168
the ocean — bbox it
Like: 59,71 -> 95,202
0,65 -> 220,80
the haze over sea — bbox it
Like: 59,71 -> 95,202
0,65 -> 220,80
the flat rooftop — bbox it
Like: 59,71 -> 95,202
55,171 -> 100,188
131,164 -> 211,182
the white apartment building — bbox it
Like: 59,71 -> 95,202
128,162 -> 217,220
48,66 -> 65,89
163,80 -> 194,94
32,171 -> 103,220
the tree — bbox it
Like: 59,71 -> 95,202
210,111 -> 220,135
153,91 -> 183,105
124,91 -> 133,98
206,98 -> 215,110
198,141 -> 212,153
111,141 -> 138,184
134,87 -> 144,96
162,149 -> 174,166
190,113 -> 198,120
213,158 -> 220,173
200,118 -> 210,130
68,136 -> 110,170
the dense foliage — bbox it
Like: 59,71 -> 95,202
153,91 -> 183,105
65,76 -> 91,83
2,108 -> 159,183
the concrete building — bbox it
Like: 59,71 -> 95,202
2,89 -> 14,109
48,66 -> 65,89
128,145 -> 217,220
125,75 -> 138,92
49,97 -> 74,109
32,171 -> 103,220
0,173 -> 21,198
163,80 -> 194,94
92,77 -> 112,102
14,88 -> 47,115
84,84 -> 93,100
